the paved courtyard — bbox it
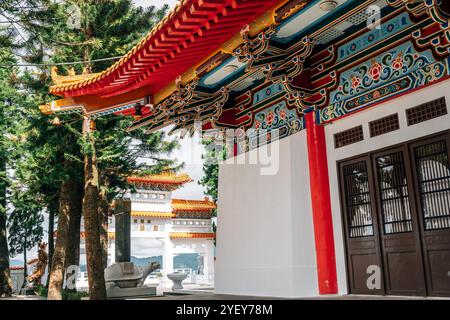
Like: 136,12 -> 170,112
145,285 -> 450,300
2,293 -> 448,300
147,293 -> 449,300
2,284 -> 449,300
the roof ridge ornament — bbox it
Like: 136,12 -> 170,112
50,66 -> 99,86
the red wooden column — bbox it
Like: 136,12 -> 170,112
305,111 -> 338,295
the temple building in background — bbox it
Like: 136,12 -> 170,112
43,0 -> 450,298
78,172 -> 216,288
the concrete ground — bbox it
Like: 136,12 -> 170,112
148,293 -> 449,300
3,284 -> 449,300
144,284 -> 450,300
2,294 -> 448,300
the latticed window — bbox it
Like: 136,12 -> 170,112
406,97 -> 447,126
369,113 -> 400,138
334,126 -> 364,149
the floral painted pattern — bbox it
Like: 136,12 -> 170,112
251,101 -> 303,133
391,52 -> 404,70
332,44 -> 436,103
368,60 -> 383,81
320,60 -> 448,123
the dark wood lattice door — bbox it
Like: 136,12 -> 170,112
372,147 -> 427,296
339,157 -> 385,295
410,134 -> 450,296
340,131 -> 450,297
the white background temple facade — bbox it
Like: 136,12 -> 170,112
217,80 -> 450,297
78,173 -> 216,288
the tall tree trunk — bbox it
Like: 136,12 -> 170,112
0,154 -> 12,297
64,180 -> 83,285
82,118 -> 106,300
47,175 -> 75,300
98,189 -> 110,269
46,202 -> 57,288
22,245 -> 27,289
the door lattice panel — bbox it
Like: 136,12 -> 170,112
414,140 -> 450,231
375,152 -> 413,234
343,161 -> 374,237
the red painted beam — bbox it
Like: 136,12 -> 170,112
305,112 -> 338,295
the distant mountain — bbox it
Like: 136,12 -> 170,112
131,253 -> 199,271
174,254 -> 199,271
131,255 -> 162,267
78,253 -> 200,273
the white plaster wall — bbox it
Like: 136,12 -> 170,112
325,79 -> 450,295
172,219 -> 213,233
172,238 -> 211,254
215,130 -> 318,298
131,201 -> 172,212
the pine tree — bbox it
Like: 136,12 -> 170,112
8,188 -> 44,288
1,0 -> 77,297
15,0 -> 175,300
0,30 -> 20,297
0,70 -> 12,296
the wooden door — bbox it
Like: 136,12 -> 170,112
339,157 -> 385,295
372,147 -> 427,296
409,133 -> 450,296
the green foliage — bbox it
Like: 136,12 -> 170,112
198,139 -> 227,217
0,36 -> 44,268
0,16 -> 22,295
62,289 -> 89,300
12,0 -> 177,210
7,188 -> 44,257
34,284 -> 48,297
1,2 -> 181,277
34,284 -> 89,300
17,0 -> 169,73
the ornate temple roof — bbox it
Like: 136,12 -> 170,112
48,0 -> 283,102
172,198 -> 217,212
41,0 -> 450,135
130,198 -> 216,219
170,232 -> 216,239
10,266 -> 25,270
50,66 -> 99,86
127,172 -> 192,191
131,211 -> 175,218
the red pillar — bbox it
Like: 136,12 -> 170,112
305,111 -> 338,295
